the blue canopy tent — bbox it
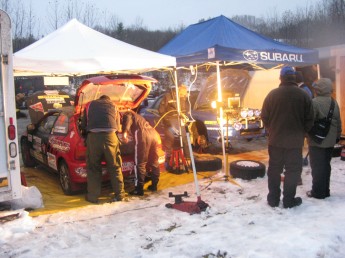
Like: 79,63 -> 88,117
159,15 -> 318,67
159,15 -> 319,178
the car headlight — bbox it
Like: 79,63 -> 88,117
247,109 -> 254,117
234,122 -> 242,131
254,109 -> 261,117
240,109 -> 248,118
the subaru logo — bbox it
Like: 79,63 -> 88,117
243,50 -> 259,61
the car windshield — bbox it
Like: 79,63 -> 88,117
194,69 -> 251,110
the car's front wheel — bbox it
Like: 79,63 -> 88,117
58,160 -> 74,195
20,137 -> 37,167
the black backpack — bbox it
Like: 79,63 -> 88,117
308,99 -> 335,144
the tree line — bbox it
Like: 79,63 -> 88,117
1,0 -> 344,53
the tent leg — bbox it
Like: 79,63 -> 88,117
216,61 -> 227,177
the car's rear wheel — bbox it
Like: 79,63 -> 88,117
20,137 -> 37,167
58,160 -> 74,195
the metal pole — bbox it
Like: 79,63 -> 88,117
216,61 -> 227,176
174,68 -> 185,156
185,125 -> 200,197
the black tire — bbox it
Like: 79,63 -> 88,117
20,137 -> 37,167
58,160 -> 74,195
193,155 -> 222,171
230,160 -> 266,180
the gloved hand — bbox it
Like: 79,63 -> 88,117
122,131 -> 129,143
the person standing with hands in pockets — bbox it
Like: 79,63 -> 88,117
261,66 -> 314,208
307,78 -> 342,199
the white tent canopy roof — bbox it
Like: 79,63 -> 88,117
13,19 -> 176,76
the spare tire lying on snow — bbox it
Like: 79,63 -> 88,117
230,160 -> 266,180
193,154 -> 222,172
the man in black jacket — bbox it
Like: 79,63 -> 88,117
261,66 -> 314,208
80,95 -> 125,203
122,110 -> 160,196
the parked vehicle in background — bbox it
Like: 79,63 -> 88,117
191,69 -> 265,151
140,69 -> 265,153
0,10 -> 22,202
20,75 -> 165,195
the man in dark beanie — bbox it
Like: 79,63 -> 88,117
261,66 -> 314,208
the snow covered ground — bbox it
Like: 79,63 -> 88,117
1,156 -> 345,258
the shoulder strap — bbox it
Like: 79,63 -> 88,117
326,99 -> 335,123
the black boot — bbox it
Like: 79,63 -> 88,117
129,186 -> 144,196
147,184 -> 157,192
283,197 -> 302,208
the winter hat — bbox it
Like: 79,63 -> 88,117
280,66 -> 296,76
313,78 -> 333,96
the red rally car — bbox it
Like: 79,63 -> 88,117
21,74 -> 165,195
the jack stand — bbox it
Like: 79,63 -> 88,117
165,192 -> 209,214
169,148 -> 189,174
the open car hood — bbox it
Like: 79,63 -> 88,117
194,69 -> 251,110
74,74 -> 156,113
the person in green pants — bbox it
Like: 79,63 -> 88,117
81,95 -> 126,203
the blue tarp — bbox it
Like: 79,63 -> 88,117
159,15 -> 318,67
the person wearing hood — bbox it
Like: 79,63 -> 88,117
307,78 -> 342,199
122,110 -> 161,196
261,66 -> 314,209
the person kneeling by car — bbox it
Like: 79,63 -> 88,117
122,110 -> 160,196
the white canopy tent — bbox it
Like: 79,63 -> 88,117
13,19 -> 176,76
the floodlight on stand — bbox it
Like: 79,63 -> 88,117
227,96 -> 240,109
211,100 -> 223,109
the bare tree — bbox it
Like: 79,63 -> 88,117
79,2 -> 99,28
47,0 -> 61,30
130,16 -> 146,30
0,0 -> 11,13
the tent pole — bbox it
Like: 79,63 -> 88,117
174,68 -> 185,160
216,61 -> 228,177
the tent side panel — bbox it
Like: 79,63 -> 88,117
242,70 -> 280,109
